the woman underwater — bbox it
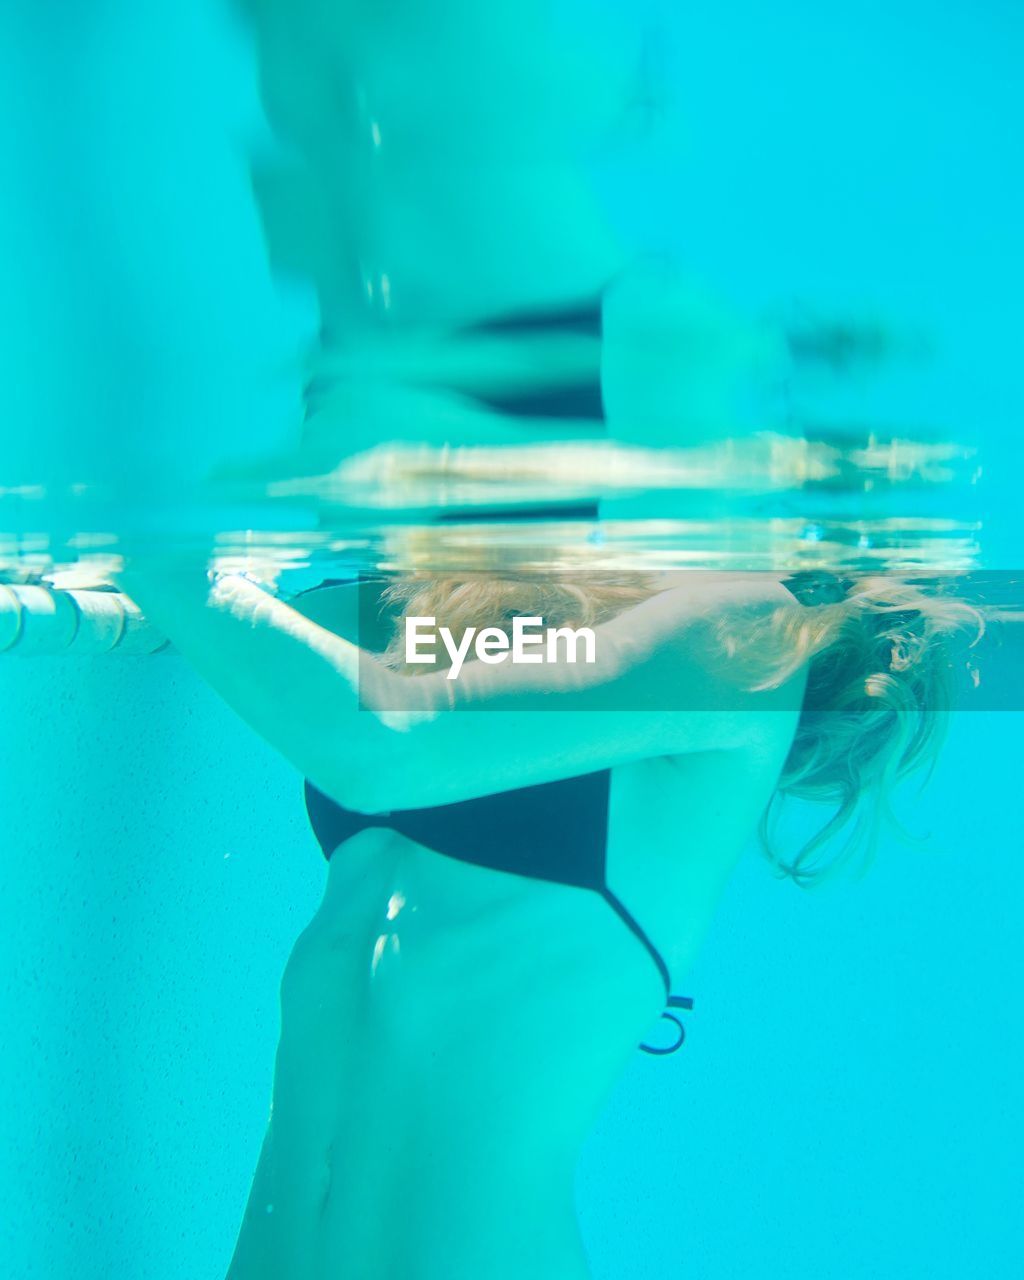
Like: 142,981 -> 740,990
105,3 -> 979,1275
116,562 -> 978,1279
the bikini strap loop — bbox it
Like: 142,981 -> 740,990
638,994 -> 693,1056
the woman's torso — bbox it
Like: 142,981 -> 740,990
248,0 -> 657,334
226,711 -> 800,1280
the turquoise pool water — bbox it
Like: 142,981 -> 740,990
2,3 -> 1022,1277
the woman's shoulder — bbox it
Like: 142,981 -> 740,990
594,572 -> 799,678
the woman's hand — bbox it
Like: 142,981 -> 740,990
113,562 -> 395,808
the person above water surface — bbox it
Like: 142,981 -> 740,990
116,562 -> 979,1279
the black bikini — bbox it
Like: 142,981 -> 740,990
305,769 -> 694,1055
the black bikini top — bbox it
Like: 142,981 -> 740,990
304,769 -> 693,1056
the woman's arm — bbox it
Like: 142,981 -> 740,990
115,567 -> 394,807
117,568 -> 800,813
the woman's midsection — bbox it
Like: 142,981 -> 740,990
271,824 -> 661,1155
230,827 -> 639,1275
275,826 -> 662,1115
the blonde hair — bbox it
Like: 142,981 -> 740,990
378,571 -> 982,884
721,576 -> 983,884
378,574 -> 659,668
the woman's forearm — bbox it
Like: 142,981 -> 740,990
114,568 -> 401,808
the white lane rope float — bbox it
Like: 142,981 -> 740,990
0,585 -> 167,656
